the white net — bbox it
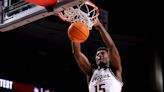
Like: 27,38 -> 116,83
58,1 -> 99,30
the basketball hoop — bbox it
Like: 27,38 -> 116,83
57,0 -> 99,30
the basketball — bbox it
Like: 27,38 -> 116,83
25,0 -> 57,6
68,22 -> 90,43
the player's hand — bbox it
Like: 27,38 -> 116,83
94,17 -> 101,27
94,17 -> 103,31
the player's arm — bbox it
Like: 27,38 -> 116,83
94,19 -> 122,81
71,42 -> 92,76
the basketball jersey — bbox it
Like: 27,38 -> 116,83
88,68 -> 123,92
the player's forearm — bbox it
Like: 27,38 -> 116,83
71,42 -> 92,75
71,42 -> 81,54
95,23 -> 115,49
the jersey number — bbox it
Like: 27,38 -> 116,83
95,83 -> 106,92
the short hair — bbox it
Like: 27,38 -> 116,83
96,47 -> 108,52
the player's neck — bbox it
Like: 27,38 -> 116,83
97,65 -> 109,70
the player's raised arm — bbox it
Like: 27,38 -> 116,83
71,42 -> 92,76
94,19 -> 122,81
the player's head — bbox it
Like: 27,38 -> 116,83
95,47 -> 110,68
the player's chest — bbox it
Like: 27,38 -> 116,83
90,69 -> 113,83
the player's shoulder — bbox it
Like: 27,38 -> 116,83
87,63 -> 97,77
90,63 -> 97,72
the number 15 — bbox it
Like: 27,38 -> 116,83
95,83 -> 106,92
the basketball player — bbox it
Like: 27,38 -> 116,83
71,18 -> 123,92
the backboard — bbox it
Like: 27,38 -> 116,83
0,0 -> 87,32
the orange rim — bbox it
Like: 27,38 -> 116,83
57,0 -> 99,22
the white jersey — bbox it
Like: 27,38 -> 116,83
88,68 -> 123,92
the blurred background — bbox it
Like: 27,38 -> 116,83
0,0 -> 163,92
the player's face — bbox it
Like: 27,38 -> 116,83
95,50 -> 110,66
